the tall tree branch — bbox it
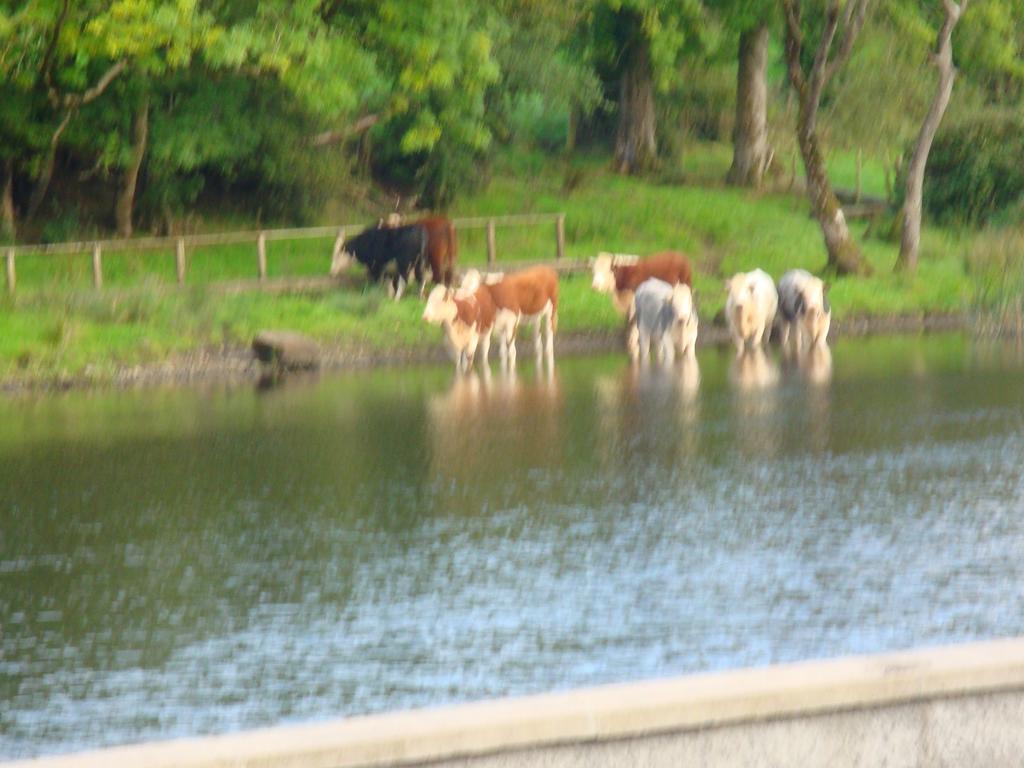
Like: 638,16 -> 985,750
806,1 -> 842,122
781,0 -> 806,92
309,113 -> 382,147
25,109 -> 73,220
825,0 -> 871,82
27,60 -> 129,221
41,0 -> 71,107
66,59 -> 128,108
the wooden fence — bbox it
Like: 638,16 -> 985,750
2,212 -> 566,294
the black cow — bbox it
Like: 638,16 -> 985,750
342,224 -> 428,299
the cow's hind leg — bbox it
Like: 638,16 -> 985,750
464,333 -> 479,373
627,322 -> 640,360
542,304 -> 554,365
508,322 -> 518,369
638,329 -> 651,364
779,321 -> 791,350
659,332 -> 675,364
497,328 -> 509,369
478,329 -> 491,371
416,260 -> 427,299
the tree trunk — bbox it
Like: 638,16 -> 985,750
797,105 -> 868,275
566,105 -> 577,154
115,97 -> 149,238
897,0 -> 964,273
614,37 -> 657,175
727,24 -> 770,188
781,0 -> 872,276
25,110 -> 73,222
1,160 -> 14,241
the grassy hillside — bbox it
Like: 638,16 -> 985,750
0,145 -> 983,382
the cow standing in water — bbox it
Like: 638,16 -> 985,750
422,283 -> 500,372
462,266 -> 559,370
724,269 -> 778,353
629,278 -> 699,363
777,269 -> 831,351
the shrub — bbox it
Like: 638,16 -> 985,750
921,114 -> 1024,227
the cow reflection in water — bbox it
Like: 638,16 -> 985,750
789,343 -> 832,453
729,348 -> 781,457
594,356 -> 701,466
798,343 -> 832,385
427,369 -> 562,481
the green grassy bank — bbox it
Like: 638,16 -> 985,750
0,144 -> 1003,385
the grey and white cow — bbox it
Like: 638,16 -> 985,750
628,278 -> 699,363
777,269 -> 831,350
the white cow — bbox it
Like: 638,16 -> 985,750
724,269 -> 778,353
628,278 -> 699,363
777,269 -> 831,350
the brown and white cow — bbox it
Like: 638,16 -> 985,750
592,251 -> 693,315
422,283 -> 498,372
474,266 -> 559,370
416,216 -> 458,292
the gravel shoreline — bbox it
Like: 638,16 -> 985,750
0,312 -> 967,394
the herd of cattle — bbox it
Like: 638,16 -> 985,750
330,215 -> 832,371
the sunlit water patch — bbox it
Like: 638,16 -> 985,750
3,334 -> 1024,758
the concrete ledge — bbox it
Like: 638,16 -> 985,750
9,637 -> 1024,768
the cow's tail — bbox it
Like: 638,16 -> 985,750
550,282 -> 559,335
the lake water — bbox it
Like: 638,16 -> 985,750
4,333 -> 1024,759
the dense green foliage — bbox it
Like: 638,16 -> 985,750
922,114 -> 1024,226
0,0 -> 1021,244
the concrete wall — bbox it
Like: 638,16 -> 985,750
9,637 -> 1024,768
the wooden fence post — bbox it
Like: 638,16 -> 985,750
175,238 -> 186,285
331,228 -> 347,274
855,149 -> 863,204
486,218 -> 496,267
5,249 -> 14,295
257,232 -> 267,281
555,214 -> 565,261
92,243 -> 103,289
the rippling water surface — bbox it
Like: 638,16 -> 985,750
3,334 -> 1024,758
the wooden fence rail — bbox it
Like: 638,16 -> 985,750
2,213 -> 566,294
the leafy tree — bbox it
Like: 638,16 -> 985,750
955,0 -> 1024,103
589,0 -> 706,174
488,0 -> 603,153
320,0 -> 500,208
709,0 -> 776,188
896,0 -> 968,273
781,0 -> 873,276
